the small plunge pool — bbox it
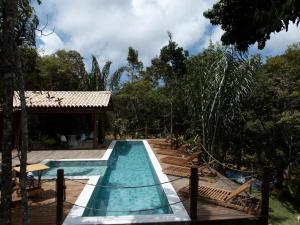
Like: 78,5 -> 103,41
36,160 -> 107,179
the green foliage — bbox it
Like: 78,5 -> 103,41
15,0 -> 40,47
90,55 -> 101,90
204,0 -> 300,51
242,44 -> 300,189
101,61 -> 112,91
114,80 -> 167,136
184,43 -> 259,155
36,50 -> 85,90
109,66 -> 127,92
151,33 -> 188,85
90,55 -> 126,91
146,34 -> 189,139
126,47 -> 143,82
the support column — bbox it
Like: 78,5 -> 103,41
92,113 -> 98,149
261,166 -> 270,225
13,111 -> 21,149
190,166 -> 198,221
144,122 -> 148,139
100,111 -> 105,144
56,169 -> 64,225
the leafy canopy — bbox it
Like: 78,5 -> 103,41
204,0 -> 300,51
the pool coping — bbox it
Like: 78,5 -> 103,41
62,140 -> 190,224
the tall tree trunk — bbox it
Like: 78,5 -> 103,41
170,86 -> 173,139
1,68 -> 14,225
16,50 -> 29,225
0,0 -> 17,224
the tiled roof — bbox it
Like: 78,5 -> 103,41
13,91 -> 112,108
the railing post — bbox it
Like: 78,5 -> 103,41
113,125 -> 117,140
190,166 -> 198,221
56,169 -> 64,225
145,124 -> 148,139
260,166 -> 270,225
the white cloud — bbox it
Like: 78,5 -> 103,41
263,23 -> 300,55
35,0 -> 217,69
37,30 -> 65,55
34,0 -> 300,69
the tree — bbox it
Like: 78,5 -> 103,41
1,1 -> 40,224
16,1 -> 41,224
100,61 -> 112,91
126,47 -> 143,83
108,66 -> 126,92
0,1 -> 18,224
184,43 -> 259,157
204,0 -> 300,51
37,50 -> 86,90
90,55 -> 101,90
147,33 -> 188,143
89,56 -> 113,91
113,80 -> 167,137
89,55 -> 127,92
20,47 -> 40,90
243,44 -> 300,190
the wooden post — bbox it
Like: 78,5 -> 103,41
13,112 -> 21,149
56,169 -> 64,225
190,166 -> 198,221
92,113 -> 98,149
100,111 -> 105,144
113,125 -> 117,140
260,167 -> 270,225
249,174 -> 253,194
145,123 -> 148,139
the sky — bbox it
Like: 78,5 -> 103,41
34,0 -> 300,71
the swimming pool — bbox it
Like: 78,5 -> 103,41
63,140 -> 190,224
83,141 -> 172,216
37,160 -> 107,179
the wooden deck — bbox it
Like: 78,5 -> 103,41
1,180 -> 86,225
1,139 -> 260,225
7,146 -> 107,166
1,146 -> 107,224
148,139 -> 259,223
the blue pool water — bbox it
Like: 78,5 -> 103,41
83,141 -> 172,216
37,161 -> 107,177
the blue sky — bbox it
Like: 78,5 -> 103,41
34,0 -> 300,71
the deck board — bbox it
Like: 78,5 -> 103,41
1,180 -> 87,225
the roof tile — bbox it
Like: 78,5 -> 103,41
13,91 -> 112,108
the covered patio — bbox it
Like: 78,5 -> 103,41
13,91 -> 113,150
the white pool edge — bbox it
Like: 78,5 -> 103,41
62,140 -> 190,225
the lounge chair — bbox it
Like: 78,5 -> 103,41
156,149 -> 183,156
155,144 -> 189,157
160,152 -> 200,166
163,165 -> 217,183
179,179 -> 261,214
163,164 -> 217,179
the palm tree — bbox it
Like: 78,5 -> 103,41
185,43 -> 260,155
89,55 -> 126,91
